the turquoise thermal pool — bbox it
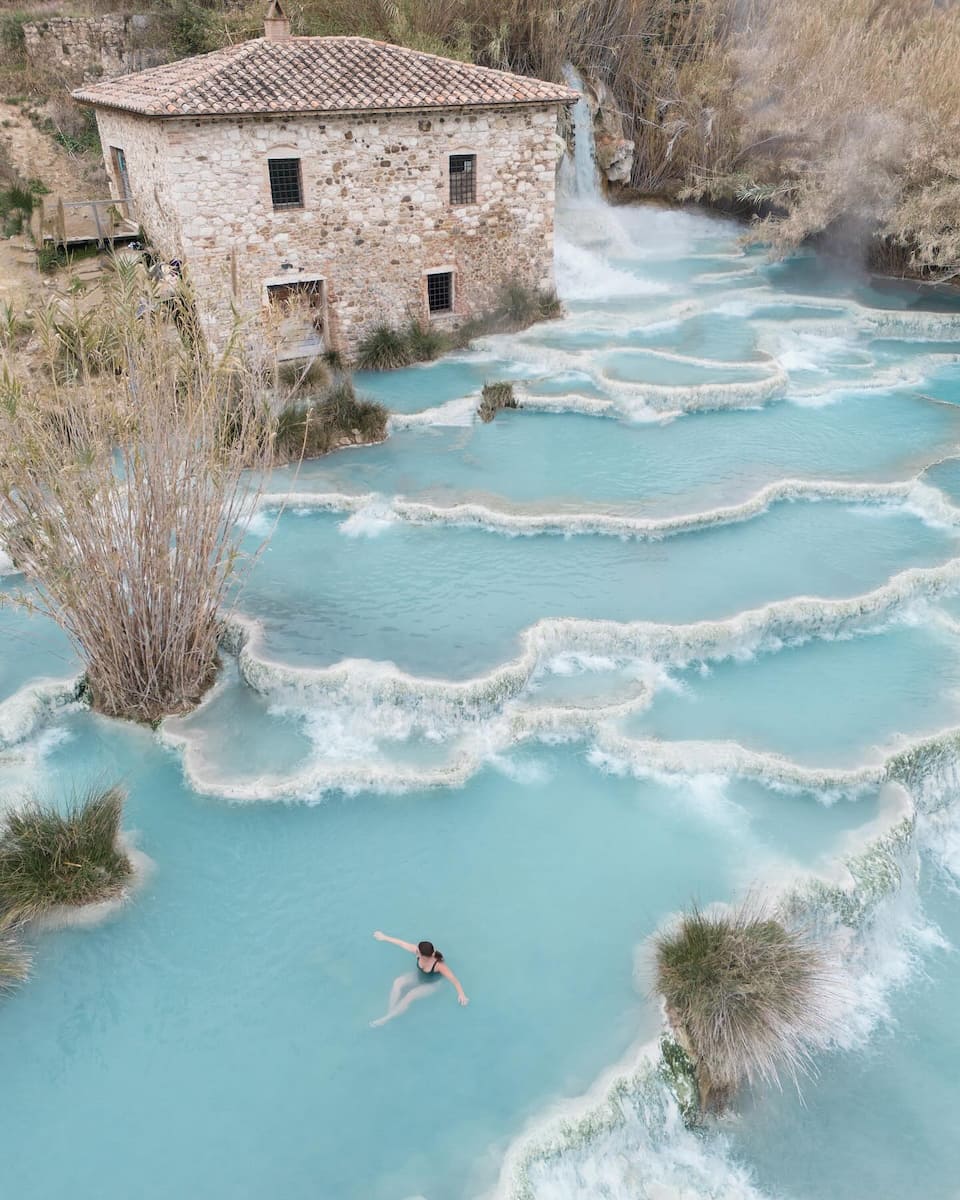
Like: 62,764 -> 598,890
4,156 -> 960,1200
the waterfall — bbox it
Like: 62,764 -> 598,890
560,64 -> 601,200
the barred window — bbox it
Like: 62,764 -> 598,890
449,154 -> 476,205
268,158 -> 303,209
427,271 -> 453,314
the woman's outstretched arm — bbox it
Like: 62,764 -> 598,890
438,963 -> 469,1006
373,931 -> 417,953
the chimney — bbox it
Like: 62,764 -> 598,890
264,0 -> 292,42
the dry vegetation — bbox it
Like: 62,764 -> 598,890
273,379 -> 387,461
0,263 -> 271,724
724,0 -> 960,274
477,380 -> 516,422
0,785 -> 132,924
655,901 -> 839,1112
0,919 -> 30,991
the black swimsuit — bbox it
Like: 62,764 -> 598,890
417,957 -> 441,981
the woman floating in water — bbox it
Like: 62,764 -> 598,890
371,931 -> 469,1026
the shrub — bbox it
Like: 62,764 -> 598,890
170,0 -> 216,58
478,380 -> 517,422
0,175 -> 41,238
655,902 -> 837,1112
0,786 -> 132,924
277,356 -> 332,393
273,379 -> 388,461
35,243 -> 61,273
355,323 -> 413,370
0,922 -> 30,991
454,284 -> 563,346
0,301 -> 31,348
355,286 -> 560,369
0,14 -> 27,60
403,319 -> 448,362
498,282 -> 560,328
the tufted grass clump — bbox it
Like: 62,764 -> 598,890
454,284 -> 562,346
478,380 -> 517,422
655,902 -> 837,1112
403,319 -> 447,362
273,378 -> 387,461
0,786 -> 133,924
355,323 -> 414,370
498,283 -> 562,329
0,922 -> 30,991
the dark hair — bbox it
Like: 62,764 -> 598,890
418,940 -> 443,962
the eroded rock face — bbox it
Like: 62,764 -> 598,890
584,77 -> 635,187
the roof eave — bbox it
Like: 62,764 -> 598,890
72,95 -> 578,118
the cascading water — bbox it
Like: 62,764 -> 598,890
4,112 -> 960,1200
559,64 -> 601,200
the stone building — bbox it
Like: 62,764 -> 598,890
73,5 -> 576,359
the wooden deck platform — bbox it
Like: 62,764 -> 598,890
32,196 -> 139,249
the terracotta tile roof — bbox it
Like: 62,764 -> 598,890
72,37 -> 578,118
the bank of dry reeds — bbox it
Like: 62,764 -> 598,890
724,0 -> 960,274
655,901 -> 838,1112
0,264 -> 271,723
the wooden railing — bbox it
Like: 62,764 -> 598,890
33,196 -> 138,248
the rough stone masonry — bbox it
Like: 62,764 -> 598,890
91,101 -> 563,358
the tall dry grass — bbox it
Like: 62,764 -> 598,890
0,262 -> 271,724
691,0 -> 960,272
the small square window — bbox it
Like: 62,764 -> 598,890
449,154 -> 476,205
268,158 -> 303,209
427,271 -> 453,314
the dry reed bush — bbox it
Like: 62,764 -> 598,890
0,785 -> 132,923
727,0 -> 960,272
655,901 -> 840,1112
0,266 -> 272,724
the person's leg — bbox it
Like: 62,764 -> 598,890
370,982 -> 438,1027
389,971 -> 417,1009
369,972 -> 417,1027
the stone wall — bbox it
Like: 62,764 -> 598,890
94,108 -> 184,253
24,15 -> 166,82
87,103 -> 561,357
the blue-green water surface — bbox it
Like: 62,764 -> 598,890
4,194 -> 960,1200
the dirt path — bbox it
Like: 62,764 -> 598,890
0,100 -> 108,307
0,237 -> 39,307
0,100 -> 92,198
